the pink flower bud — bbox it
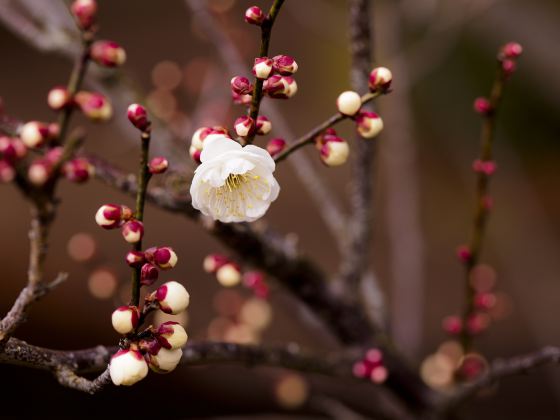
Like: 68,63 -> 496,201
456,245 -> 472,263
203,253 -> 229,273
320,137 -> 349,167
473,97 -> 492,115
256,115 -> 272,135
234,116 -> 256,137
216,262 -> 242,287
47,86 -> 72,111
474,292 -> 496,311
91,40 -> 127,68
156,321 -> 188,349
244,6 -> 265,26
127,103 -> 151,132
232,91 -> 253,106
147,246 -> 178,270
336,91 -> 362,116
121,220 -> 144,243
252,57 -> 274,80
63,158 -> 94,183
272,55 -> 298,75
368,67 -> 392,91
355,112 -> 383,139
111,305 -> 139,334
9,138 -> 27,160
75,91 -> 112,122
189,145 -> 201,164
264,75 -> 298,99
70,0 -> 97,31
45,146 -> 64,165
109,349 -> 148,386
231,76 -> 253,95
266,138 -> 286,157
315,128 -> 338,150
95,204 -> 129,229
370,366 -> 389,384
501,42 -> 523,59
501,59 -> 517,78
457,353 -> 488,382
191,126 -> 230,150
472,159 -> 497,176
147,347 -> 183,373
243,271 -> 264,288
0,137 -> 22,163
141,263 -> 159,286
125,250 -> 145,267
28,159 -> 52,186
0,160 -> 15,183
19,121 -> 52,148
154,281 -> 190,314
442,315 -> 462,335
466,313 -> 490,335
148,156 -> 168,174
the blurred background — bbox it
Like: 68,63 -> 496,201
0,0 -> 559,418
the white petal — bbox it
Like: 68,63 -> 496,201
201,136 -> 241,162
242,145 -> 276,172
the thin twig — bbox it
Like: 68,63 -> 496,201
244,0 -> 286,145
273,91 -> 381,163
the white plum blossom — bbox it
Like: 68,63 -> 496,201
190,136 -> 280,223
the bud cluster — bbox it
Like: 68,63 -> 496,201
352,348 -> 388,384
498,42 -> 523,79
204,253 -> 270,299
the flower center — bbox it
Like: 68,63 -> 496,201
202,171 -> 271,218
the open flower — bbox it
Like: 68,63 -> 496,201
190,136 -> 280,223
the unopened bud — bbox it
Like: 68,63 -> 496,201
109,349 -> 148,386
0,160 -> 15,183
467,313 -> 490,335
28,159 -> 52,186
473,97 -> 492,115
141,263 -> 159,286
203,253 -> 229,273
111,305 -> 139,334
148,347 -> 182,373
70,0 -> 97,31
234,116 -> 255,137
20,121 -> 53,148
91,40 -> 126,68
315,128 -> 338,150
368,67 -> 392,91
149,156 -> 168,174
232,91 -> 253,106
264,75 -> 298,99
501,42 -> 523,59
272,55 -> 298,75
320,137 -> 349,167
231,76 -> 253,95
355,111 -> 383,139
146,246 -> 178,270
156,321 -> 188,349
252,57 -> 274,80
121,220 -> 144,243
216,262 -> 242,287
442,315 -> 462,335
125,250 -> 145,267
47,86 -> 72,111
474,292 -> 496,311
75,91 -> 112,122
95,204 -> 130,229
266,138 -> 286,157
256,115 -> 272,135
472,159 -> 497,176
501,59 -> 517,78
336,91 -> 362,116
456,245 -> 472,263
189,145 -> 201,164
154,281 -> 190,314
127,103 -> 151,132
63,158 -> 94,183
244,6 -> 265,26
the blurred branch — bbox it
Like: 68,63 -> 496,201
443,346 -> 560,411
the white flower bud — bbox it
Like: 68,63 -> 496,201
157,321 -> 188,349
109,349 -> 148,386
216,262 -> 242,287
320,138 -> 349,167
47,86 -> 71,111
20,121 -> 51,148
336,91 -> 362,116
252,57 -> 274,79
111,306 -> 139,334
148,347 -> 183,373
369,67 -> 392,91
155,281 -> 190,314
356,112 -> 383,139
256,116 -> 272,135
234,116 -> 255,137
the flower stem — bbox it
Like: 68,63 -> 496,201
274,91 -> 382,163
243,0 -> 285,145
130,132 -> 152,306
460,63 -> 508,352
